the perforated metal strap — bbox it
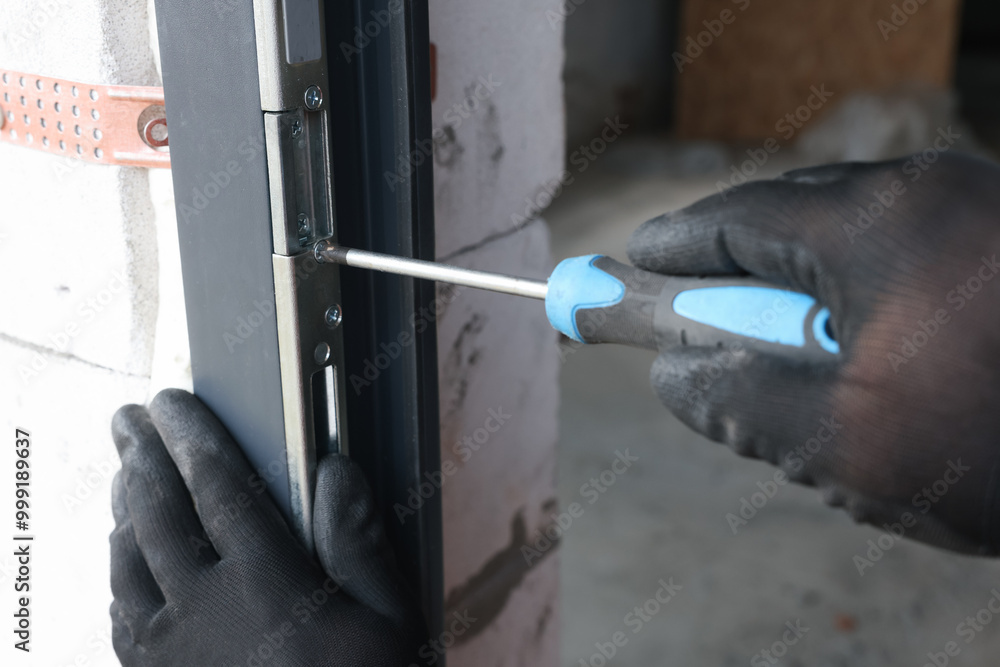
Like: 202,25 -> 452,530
0,69 -> 170,169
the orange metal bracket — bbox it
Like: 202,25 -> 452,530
0,69 -> 170,169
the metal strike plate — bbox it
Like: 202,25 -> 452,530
252,0 -> 330,112
264,108 -> 334,255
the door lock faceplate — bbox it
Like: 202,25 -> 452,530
253,0 -> 348,551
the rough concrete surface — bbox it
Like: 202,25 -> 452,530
429,0 -> 565,260
435,220 -> 560,667
0,2 -> 181,665
429,3 -> 564,664
0,348 -> 148,667
547,139 -> 1000,667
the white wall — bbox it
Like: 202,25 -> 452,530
0,1 -> 186,665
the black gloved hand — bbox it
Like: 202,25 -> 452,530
628,152 -> 1000,555
110,389 -> 424,665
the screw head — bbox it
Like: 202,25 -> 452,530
297,213 -> 311,235
304,85 -> 323,110
290,119 -> 303,137
324,305 -> 343,329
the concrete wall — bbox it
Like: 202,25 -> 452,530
0,0 -> 563,665
429,1 -> 565,663
0,1 -> 186,666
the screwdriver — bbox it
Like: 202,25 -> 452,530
314,241 -> 838,359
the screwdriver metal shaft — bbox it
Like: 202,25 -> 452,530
314,240 -> 549,300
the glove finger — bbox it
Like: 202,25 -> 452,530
313,455 -> 416,628
113,405 -> 218,597
110,600 -> 140,666
626,160 -> 905,293
148,389 -> 293,559
110,471 -> 164,626
651,347 -> 1000,556
627,178 -> 812,279
650,346 -> 842,485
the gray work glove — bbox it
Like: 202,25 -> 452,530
110,389 -> 424,665
628,152 -> 1000,555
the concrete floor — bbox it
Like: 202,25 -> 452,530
546,140 -> 1000,666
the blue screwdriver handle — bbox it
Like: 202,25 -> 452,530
545,255 -> 839,358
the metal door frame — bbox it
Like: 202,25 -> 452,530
153,0 -> 443,643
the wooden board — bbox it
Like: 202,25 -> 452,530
675,0 -> 964,140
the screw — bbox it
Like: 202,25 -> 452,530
297,214 -> 311,237
291,119 -> 303,137
324,305 -> 343,329
304,85 -> 323,110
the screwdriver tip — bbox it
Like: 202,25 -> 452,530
314,240 -> 348,265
